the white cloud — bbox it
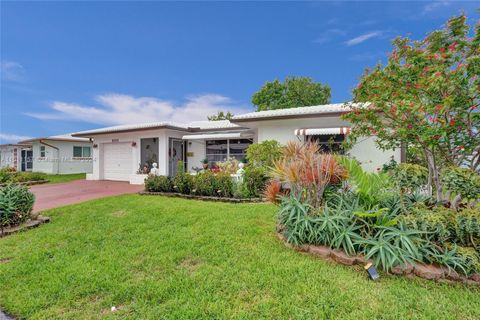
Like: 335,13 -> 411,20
0,60 -> 25,82
423,0 -> 451,13
26,93 -> 251,126
0,133 -> 33,143
345,31 -> 383,46
313,28 -> 347,45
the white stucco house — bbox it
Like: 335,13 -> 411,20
72,103 -> 402,184
0,143 -> 33,171
16,134 -> 93,174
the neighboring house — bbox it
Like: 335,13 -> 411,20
0,143 -> 33,171
73,103 -> 402,184
17,134 -> 93,174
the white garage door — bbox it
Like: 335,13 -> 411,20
103,143 -> 132,181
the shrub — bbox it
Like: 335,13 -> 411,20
392,163 -> 428,192
173,161 -> 194,194
246,140 -> 283,169
400,206 -> 480,247
241,166 -> 268,198
272,141 -> 347,207
216,157 -> 240,175
214,172 -> 234,197
0,169 -> 11,183
192,170 -> 216,196
13,172 -> 47,183
264,180 -> 282,204
144,175 -> 173,192
442,167 -> 480,206
0,183 -> 35,230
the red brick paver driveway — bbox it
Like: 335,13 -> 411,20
30,180 -> 143,212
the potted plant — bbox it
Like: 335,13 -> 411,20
201,158 -> 209,170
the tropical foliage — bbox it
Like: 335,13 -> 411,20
343,14 -> 480,202
273,148 -> 480,275
0,183 -> 35,231
0,168 -> 47,184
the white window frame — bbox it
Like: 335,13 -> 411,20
40,145 -> 46,158
73,146 -> 92,159
205,138 -> 252,165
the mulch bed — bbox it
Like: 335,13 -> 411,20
0,216 -> 50,238
276,231 -> 480,286
139,191 -> 264,203
0,180 -> 48,187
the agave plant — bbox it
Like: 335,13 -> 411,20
356,225 -> 423,271
331,221 -> 363,255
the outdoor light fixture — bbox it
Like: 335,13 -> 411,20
93,144 -> 98,148
364,263 -> 380,281
131,141 -> 137,147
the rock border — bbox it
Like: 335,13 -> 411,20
0,180 -> 48,187
0,216 -> 50,238
139,191 -> 264,203
276,232 -> 480,286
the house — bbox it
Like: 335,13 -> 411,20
0,143 -> 33,171
72,103 -> 402,184
17,134 -> 93,174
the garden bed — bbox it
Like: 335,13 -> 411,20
139,191 -> 264,203
0,216 -> 50,237
0,179 -> 48,187
276,231 -> 480,286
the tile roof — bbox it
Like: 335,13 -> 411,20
231,103 -> 357,121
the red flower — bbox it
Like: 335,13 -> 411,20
435,105 -> 443,111
439,47 -> 446,53
449,119 -> 456,126
448,42 -> 457,51
407,124 -> 413,129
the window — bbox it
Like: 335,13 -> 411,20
205,140 -> 228,165
229,139 -> 251,161
205,139 -> 252,165
307,134 -> 345,153
73,146 -> 92,158
40,146 -> 46,158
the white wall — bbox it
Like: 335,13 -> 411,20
0,146 -> 21,169
242,117 -> 401,172
31,140 -> 93,174
186,140 -> 206,172
88,128 -> 188,180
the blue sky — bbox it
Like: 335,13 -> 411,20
1,1 -> 478,143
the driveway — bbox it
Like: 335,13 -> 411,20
30,180 -> 143,212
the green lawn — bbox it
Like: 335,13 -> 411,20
0,196 -> 478,319
45,173 -> 86,184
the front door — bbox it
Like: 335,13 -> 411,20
21,150 -> 33,171
169,139 -> 185,176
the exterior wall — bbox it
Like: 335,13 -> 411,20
0,146 -> 21,169
31,141 -> 93,174
88,128 -> 188,180
244,117 -> 401,172
186,140 -> 206,173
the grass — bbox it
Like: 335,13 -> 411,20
45,173 -> 86,184
0,195 -> 478,319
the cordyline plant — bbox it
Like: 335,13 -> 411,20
343,14 -> 480,202
271,141 -> 347,207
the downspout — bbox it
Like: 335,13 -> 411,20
40,140 -> 60,174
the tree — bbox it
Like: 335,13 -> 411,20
208,111 -> 234,121
251,76 -> 331,111
343,15 -> 480,202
